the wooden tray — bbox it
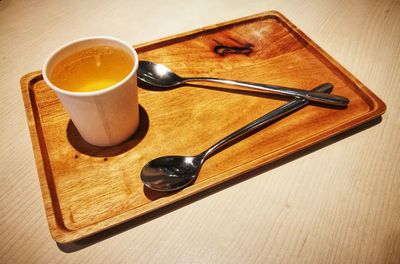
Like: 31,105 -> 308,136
21,11 -> 386,243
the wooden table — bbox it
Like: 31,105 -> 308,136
1,1 -> 399,263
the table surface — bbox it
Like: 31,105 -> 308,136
1,0 -> 399,263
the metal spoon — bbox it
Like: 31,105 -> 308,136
140,83 -> 333,192
138,61 -> 349,107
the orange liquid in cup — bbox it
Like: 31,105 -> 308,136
49,45 -> 134,92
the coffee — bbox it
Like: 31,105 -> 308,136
49,45 -> 134,92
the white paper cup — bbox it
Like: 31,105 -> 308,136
43,36 -> 139,147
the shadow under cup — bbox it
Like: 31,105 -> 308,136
42,36 -> 140,147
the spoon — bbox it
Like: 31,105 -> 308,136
138,61 -> 349,107
141,83 -> 333,192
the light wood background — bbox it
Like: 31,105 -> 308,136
1,0 -> 399,263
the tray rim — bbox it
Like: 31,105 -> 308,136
20,10 -> 386,243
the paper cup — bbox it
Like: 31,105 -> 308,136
43,36 -> 139,147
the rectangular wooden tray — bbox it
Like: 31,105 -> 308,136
21,11 -> 386,243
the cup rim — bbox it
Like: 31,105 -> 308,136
42,36 -> 139,97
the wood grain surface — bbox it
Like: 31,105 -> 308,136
20,12 -> 385,243
1,0 -> 399,263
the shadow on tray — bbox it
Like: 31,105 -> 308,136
67,105 -> 149,157
57,116 -> 382,252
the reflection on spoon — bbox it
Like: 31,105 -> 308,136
138,60 -> 349,106
140,83 -> 333,192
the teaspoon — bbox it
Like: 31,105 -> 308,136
138,61 -> 349,107
140,83 -> 333,192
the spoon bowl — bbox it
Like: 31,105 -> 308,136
141,155 -> 202,191
138,61 -> 184,88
